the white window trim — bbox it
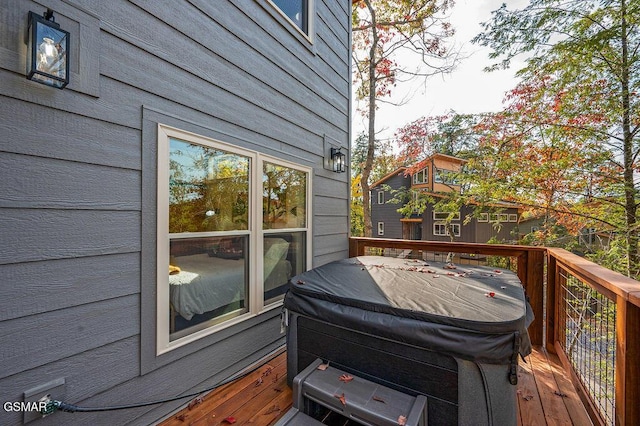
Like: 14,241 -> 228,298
433,223 -> 460,237
499,214 -> 509,222
509,214 -> 518,222
433,211 -> 460,221
412,168 -> 428,185
377,222 -> 384,236
377,190 -> 384,204
156,124 -> 312,354
477,213 -> 489,222
265,0 -> 315,43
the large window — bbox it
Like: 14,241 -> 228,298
269,0 -> 310,35
434,223 -> 460,237
412,168 -> 428,185
157,125 -> 311,352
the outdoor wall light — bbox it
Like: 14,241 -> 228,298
330,147 -> 346,173
26,9 -> 70,89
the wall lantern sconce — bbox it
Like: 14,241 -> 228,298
27,9 -> 70,89
330,147 -> 346,173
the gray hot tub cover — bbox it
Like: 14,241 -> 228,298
284,256 -> 533,367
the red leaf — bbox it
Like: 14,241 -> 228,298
223,417 -> 237,424
317,362 -> 329,371
334,392 -> 346,406
339,374 -> 354,383
398,415 -> 407,425
372,396 -> 386,403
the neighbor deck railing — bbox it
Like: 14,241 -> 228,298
348,238 -> 640,426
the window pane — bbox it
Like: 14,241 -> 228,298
263,232 -> 305,304
263,162 -> 307,229
169,236 -> 249,341
169,138 -> 249,233
273,0 -> 307,32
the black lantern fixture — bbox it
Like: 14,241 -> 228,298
330,147 -> 346,173
26,9 -> 70,89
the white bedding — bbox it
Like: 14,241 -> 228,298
169,238 -> 291,320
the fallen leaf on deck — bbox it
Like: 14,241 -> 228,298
372,396 -> 386,403
493,270 -> 503,274
176,414 -> 187,422
339,374 -> 354,383
334,392 -> 346,406
432,274 -> 440,278
443,264 -> 457,269
317,362 -> 329,371
255,377 -> 263,387
554,391 -> 568,398
296,280 -> 305,285
522,394 -> 534,401
263,367 -> 273,376
223,416 -> 237,424
188,397 -> 203,410
398,415 -> 407,425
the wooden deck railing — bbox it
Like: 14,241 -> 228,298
348,237 -> 640,426
547,248 -> 640,426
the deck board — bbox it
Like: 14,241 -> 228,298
159,347 -> 592,426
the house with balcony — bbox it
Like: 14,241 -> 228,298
0,1 -> 350,424
371,153 -> 521,243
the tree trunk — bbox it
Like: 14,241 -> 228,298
620,0 -> 639,277
361,0 -> 378,238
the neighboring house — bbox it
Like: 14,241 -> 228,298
371,154 -> 520,243
0,1 -> 350,425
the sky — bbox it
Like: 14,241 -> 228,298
352,0 -> 530,143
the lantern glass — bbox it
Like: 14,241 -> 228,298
331,148 -> 346,173
27,11 -> 70,89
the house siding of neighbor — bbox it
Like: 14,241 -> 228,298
0,1 -> 350,425
371,154 -> 520,244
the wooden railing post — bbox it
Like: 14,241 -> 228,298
615,296 -> 640,426
546,253 -> 557,353
518,250 -> 545,346
349,238 -> 364,257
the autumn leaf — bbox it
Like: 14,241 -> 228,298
188,397 -> 203,410
398,415 -> 407,425
255,377 -> 263,387
317,362 -> 329,371
339,374 -> 354,383
223,417 -> 237,424
334,392 -> 346,406
372,396 -> 386,403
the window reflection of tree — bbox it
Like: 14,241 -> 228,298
169,141 -> 249,233
263,163 -> 306,229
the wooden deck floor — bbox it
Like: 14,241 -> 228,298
159,347 -> 592,426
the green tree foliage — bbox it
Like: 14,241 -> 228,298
350,132 -> 402,236
473,0 -> 640,278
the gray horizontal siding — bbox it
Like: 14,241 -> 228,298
0,152 -> 140,210
0,0 -> 350,424
0,253 -> 139,321
0,209 -> 140,265
0,295 -> 139,379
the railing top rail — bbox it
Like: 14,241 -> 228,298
349,237 -> 546,257
547,247 -> 640,308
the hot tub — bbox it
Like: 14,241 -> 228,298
283,256 -> 533,426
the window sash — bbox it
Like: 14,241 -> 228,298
157,124 -> 311,354
378,191 -> 384,204
433,223 -> 460,236
433,211 -> 460,221
377,222 -> 384,235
